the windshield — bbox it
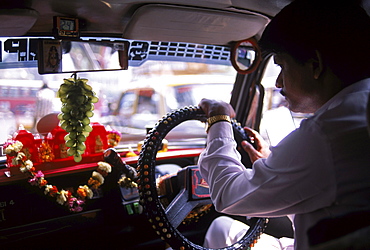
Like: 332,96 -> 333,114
169,83 -> 233,110
0,37 -> 236,146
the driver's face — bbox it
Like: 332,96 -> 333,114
274,53 -> 321,113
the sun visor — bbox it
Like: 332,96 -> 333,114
0,9 -> 39,36
123,4 -> 269,45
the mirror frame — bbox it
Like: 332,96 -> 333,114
230,38 -> 261,75
37,39 -> 129,74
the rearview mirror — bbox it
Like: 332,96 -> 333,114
38,39 -> 128,74
230,38 -> 261,74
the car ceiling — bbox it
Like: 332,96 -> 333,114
0,0 -> 294,45
0,0 -> 369,45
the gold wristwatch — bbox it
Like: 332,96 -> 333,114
206,115 -> 231,132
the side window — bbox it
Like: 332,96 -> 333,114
118,90 -> 136,116
259,56 -> 308,146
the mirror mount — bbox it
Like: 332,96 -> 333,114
230,38 -> 261,75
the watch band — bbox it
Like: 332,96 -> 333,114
206,115 -> 231,132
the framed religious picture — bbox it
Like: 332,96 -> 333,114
38,39 -> 62,74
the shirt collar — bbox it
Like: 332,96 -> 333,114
314,78 -> 370,115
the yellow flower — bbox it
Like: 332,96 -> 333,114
57,190 -> 69,205
97,162 -> 112,174
78,185 -> 93,199
5,141 -> 23,155
19,160 -> 33,173
44,185 -> 53,195
12,152 -> 26,166
91,171 -> 104,185
25,160 -> 33,168
13,141 -> 23,152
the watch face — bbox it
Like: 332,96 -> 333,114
54,17 -> 79,38
60,19 -> 75,31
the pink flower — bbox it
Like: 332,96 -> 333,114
35,171 -> 44,178
28,171 -> 45,186
68,197 -> 85,212
28,177 -> 38,186
71,205 -> 83,213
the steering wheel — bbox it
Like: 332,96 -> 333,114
137,106 -> 268,250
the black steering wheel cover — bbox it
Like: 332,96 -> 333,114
137,106 -> 268,250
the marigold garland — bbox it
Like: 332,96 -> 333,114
5,141 -> 112,213
107,130 -> 122,147
39,142 -> 55,162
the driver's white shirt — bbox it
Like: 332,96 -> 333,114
199,78 -> 370,250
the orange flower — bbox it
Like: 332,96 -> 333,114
77,185 -> 93,199
39,179 -> 48,187
77,187 -> 87,198
88,178 -> 101,189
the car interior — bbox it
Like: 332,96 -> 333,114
0,0 -> 368,249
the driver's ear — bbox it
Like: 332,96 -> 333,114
311,50 -> 324,80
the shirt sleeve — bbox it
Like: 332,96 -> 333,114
198,120 -> 336,218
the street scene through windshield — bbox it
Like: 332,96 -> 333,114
0,38 -> 236,149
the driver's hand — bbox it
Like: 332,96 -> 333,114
199,98 -> 236,118
241,127 -> 271,163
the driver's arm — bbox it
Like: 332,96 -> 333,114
198,108 -> 336,218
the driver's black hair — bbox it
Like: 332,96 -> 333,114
259,0 -> 370,86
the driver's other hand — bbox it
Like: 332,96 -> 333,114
199,98 -> 236,118
241,127 -> 271,163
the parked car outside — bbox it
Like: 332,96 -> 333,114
103,74 -> 235,147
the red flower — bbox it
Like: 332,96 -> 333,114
49,185 -> 59,196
